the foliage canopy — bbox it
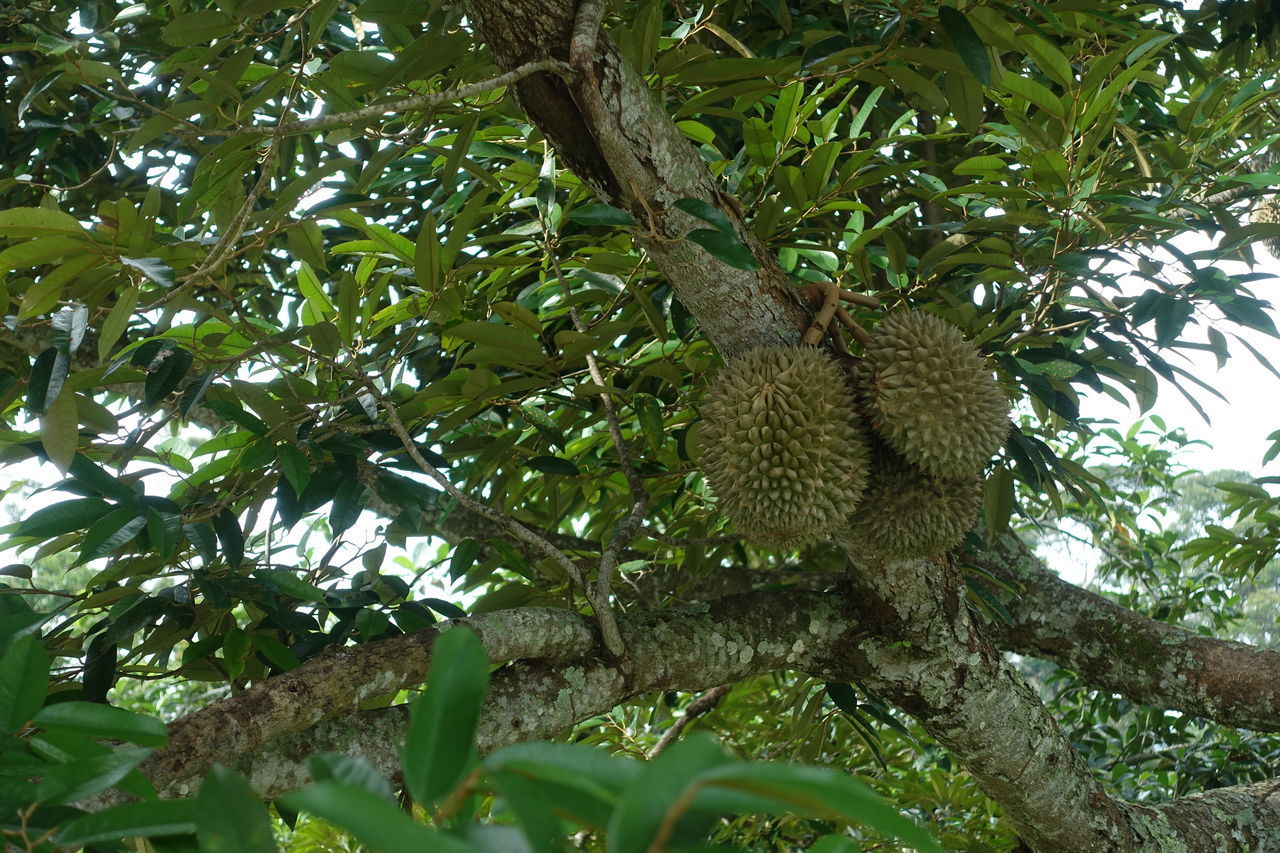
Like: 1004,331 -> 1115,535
3,0 -> 1280,849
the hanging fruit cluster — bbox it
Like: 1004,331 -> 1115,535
698,311 -> 1009,558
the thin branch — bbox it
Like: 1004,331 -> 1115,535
243,59 -> 570,136
544,230 -> 639,658
648,684 -> 733,758
361,378 -> 590,591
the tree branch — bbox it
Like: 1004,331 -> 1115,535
975,535 -> 1280,733
242,59 -> 571,136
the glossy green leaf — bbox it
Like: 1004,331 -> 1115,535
39,388 -> 79,473
0,634 -> 49,735
524,455 -> 581,476
283,783 -> 463,852
213,509 -> 244,569
17,498 -> 112,538
402,626 -> 489,806
78,508 -> 147,564
34,701 -> 167,746
26,346 -> 68,416
939,7 -> 991,86
195,765 -> 276,853
684,229 -> 759,270
56,800 -> 195,846
568,204 -> 636,227
0,207 -> 84,237
34,746 -> 152,805
162,9 -> 237,46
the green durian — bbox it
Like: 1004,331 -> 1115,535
846,446 -> 981,558
1250,199 -> 1280,257
864,311 -> 1009,480
699,346 -> 871,546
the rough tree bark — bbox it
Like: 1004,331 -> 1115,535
103,2 -> 1280,851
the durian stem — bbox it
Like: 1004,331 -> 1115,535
802,280 -> 841,345
834,304 -> 873,346
836,287 -> 881,309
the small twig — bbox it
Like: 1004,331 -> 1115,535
639,526 -> 740,547
358,375 -> 628,654
648,684 -> 733,758
242,58 -> 569,136
545,221 -> 642,658
143,139 -> 281,311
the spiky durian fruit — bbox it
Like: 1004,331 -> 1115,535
864,312 -> 1009,480
699,347 -> 870,546
1250,200 -> 1280,257
847,447 -> 981,558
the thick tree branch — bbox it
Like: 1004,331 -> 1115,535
976,535 -> 1280,733
146,580 -> 1280,850
463,0 -> 812,359
146,589 -> 846,799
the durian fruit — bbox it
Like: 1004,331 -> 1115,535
846,446 -> 982,558
863,311 -> 1009,481
699,346 -> 870,546
1250,199 -> 1280,257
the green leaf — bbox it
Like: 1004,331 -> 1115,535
449,538 -> 479,581
56,800 -> 195,846
278,443 -> 311,495
252,569 -> 325,603
195,765 -> 276,853
673,198 -> 734,234
18,69 -> 63,119
27,346 -> 68,416
118,256 -> 175,287
0,634 -> 50,735
213,509 -> 244,569
178,370 -> 217,419
144,346 -> 194,407
17,498 -> 112,538
487,769 -> 564,853
99,287 -> 138,362
524,455 -> 581,476
939,8 -> 991,86
329,478 -> 366,534
284,783 -> 466,852
184,521 -> 219,564
35,746 -> 153,805
78,508 -> 147,564
607,733 -> 735,853
40,388 -> 79,473
567,204 -> 636,227
147,508 -> 184,558
402,626 -> 490,806
684,229 -> 759,270
633,393 -> 665,453
162,10 -> 237,46
0,207 -> 84,237
742,116 -> 776,166
983,467 -> 1015,543
698,762 -> 940,853
297,261 -> 336,321
824,682 -> 860,716
0,236 -> 88,272
34,701 -> 168,746
446,321 -> 544,361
